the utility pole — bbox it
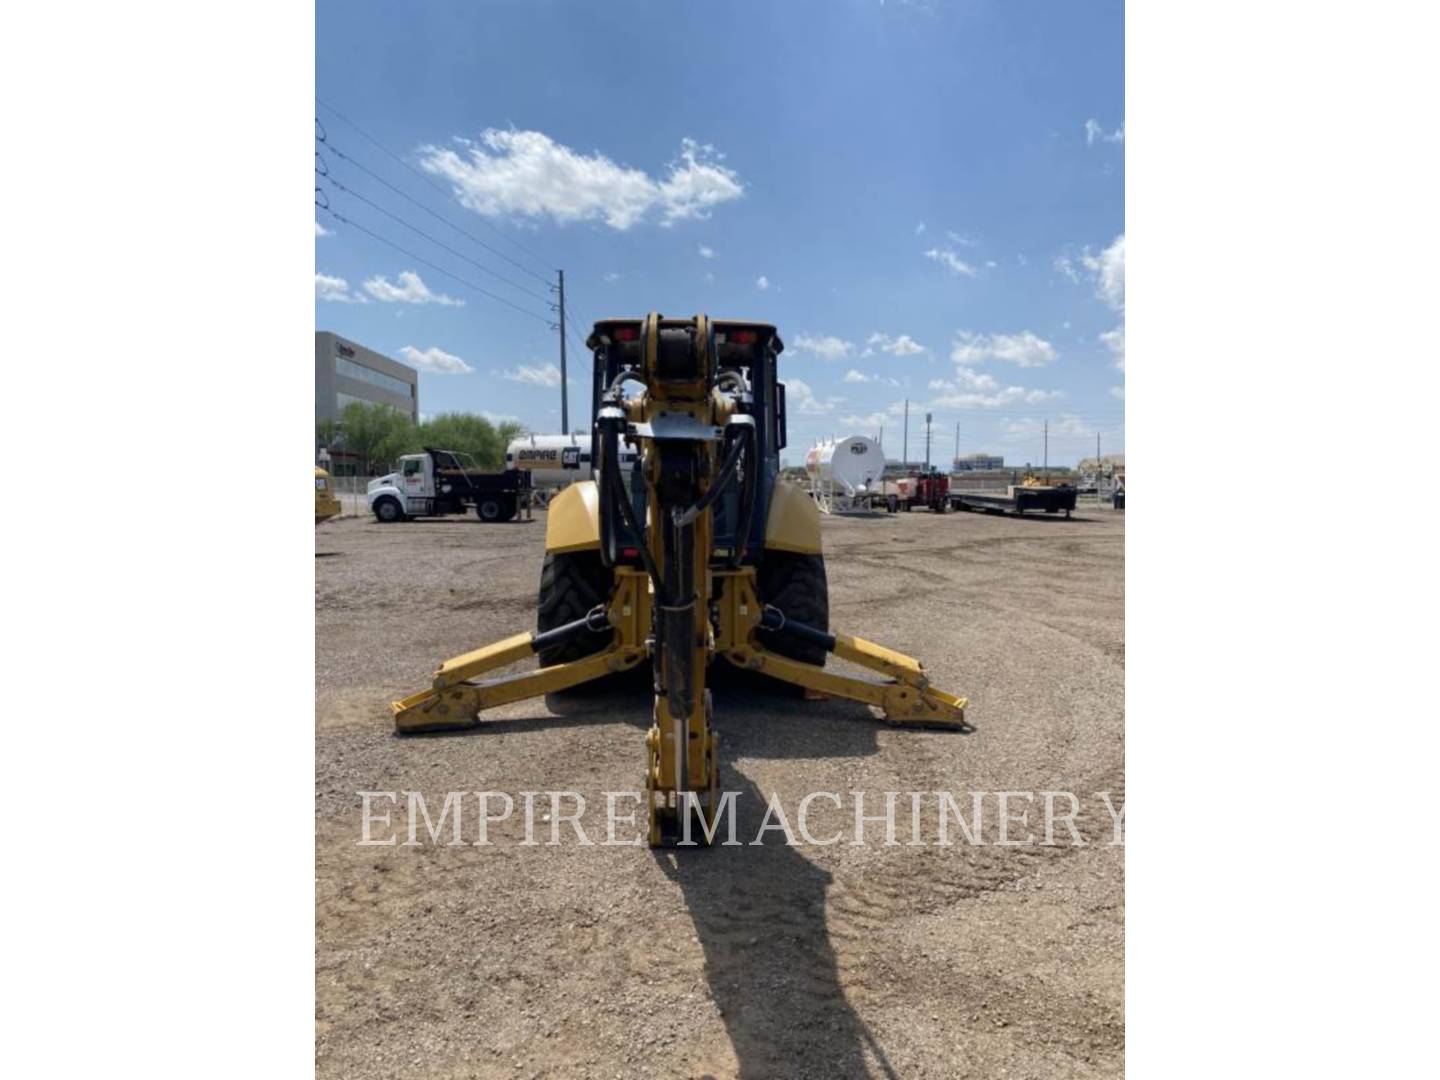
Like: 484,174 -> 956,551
902,399 -> 909,469
1043,419 -> 1049,480
556,269 -> 569,435
1096,433 -> 1101,473
954,421 -> 960,470
924,412 -> 933,472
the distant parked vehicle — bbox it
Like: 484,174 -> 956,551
951,472 -> 1078,518
869,469 -> 950,513
315,467 -> 342,524
367,447 -> 531,523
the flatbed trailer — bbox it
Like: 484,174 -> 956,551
951,483 -> 1078,518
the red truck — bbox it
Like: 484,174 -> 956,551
883,469 -> 950,513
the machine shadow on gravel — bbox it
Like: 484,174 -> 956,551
657,765 -> 900,1080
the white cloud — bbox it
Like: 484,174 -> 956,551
1004,413 -> 1092,441
843,369 -> 900,387
363,270 -> 464,306
914,222 -> 926,235
1053,254 -> 1080,282
950,330 -> 1058,367
315,221 -> 332,237
791,334 -> 855,361
1085,119 -> 1125,145
755,275 -> 770,290
946,230 -> 977,246
481,410 -> 521,424
924,248 -> 977,276
865,332 -> 926,357
785,378 -> 841,415
930,367 -> 999,393
398,345 -> 473,374
315,272 -> 365,303
698,244 -> 715,259
1110,385 -> 1125,400
1082,234 -> 1125,311
838,400 -> 910,429
603,271 -> 622,282
419,132 -> 743,230
1100,325 -> 1125,371
931,385 -> 1060,410
501,362 -> 563,387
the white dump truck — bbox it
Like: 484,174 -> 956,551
367,447 -> 531,523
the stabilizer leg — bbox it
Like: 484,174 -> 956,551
715,572 -> 970,731
393,643 -> 646,733
392,572 -> 650,733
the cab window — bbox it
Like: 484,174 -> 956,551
403,459 -> 423,478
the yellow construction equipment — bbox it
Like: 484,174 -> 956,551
394,314 -> 968,845
315,467 -> 342,524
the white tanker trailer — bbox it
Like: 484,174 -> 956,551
803,436 -> 885,513
505,433 -> 638,491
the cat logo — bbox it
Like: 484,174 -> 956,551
561,447 -> 582,468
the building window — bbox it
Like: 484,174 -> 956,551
336,356 -> 413,398
336,391 -> 405,414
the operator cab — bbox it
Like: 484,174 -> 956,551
586,317 -> 787,564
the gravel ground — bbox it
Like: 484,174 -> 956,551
316,499 -> 1125,1078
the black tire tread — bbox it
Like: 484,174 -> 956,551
536,551 -> 611,666
756,552 -> 829,667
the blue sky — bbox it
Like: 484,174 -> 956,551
316,0 -> 1124,467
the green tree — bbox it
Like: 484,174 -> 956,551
315,416 -> 341,451
337,401 -> 413,474
416,412 -> 525,469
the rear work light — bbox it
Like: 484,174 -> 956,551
613,326 -> 639,341
729,329 -> 758,345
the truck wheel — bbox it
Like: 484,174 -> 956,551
477,497 -> 504,522
756,552 -> 829,668
536,551 -> 612,667
373,497 -> 403,523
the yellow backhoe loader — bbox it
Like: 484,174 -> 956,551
394,314 -> 969,845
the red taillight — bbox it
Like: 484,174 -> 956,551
621,547 -> 639,558
613,326 -> 638,341
730,329 -> 757,345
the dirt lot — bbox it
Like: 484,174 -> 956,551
316,501 -> 1124,1079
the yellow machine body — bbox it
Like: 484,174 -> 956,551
544,480 -> 603,554
393,313 -> 968,846
315,467 -> 342,524
544,476 -> 822,557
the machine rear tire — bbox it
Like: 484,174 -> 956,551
536,551 -> 611,667
756,552 -> 829,667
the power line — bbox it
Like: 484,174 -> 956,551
317,167 -> 553,305
316,202 -> 554,326
317,134 -> 555,289
315,97 -> 556,278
